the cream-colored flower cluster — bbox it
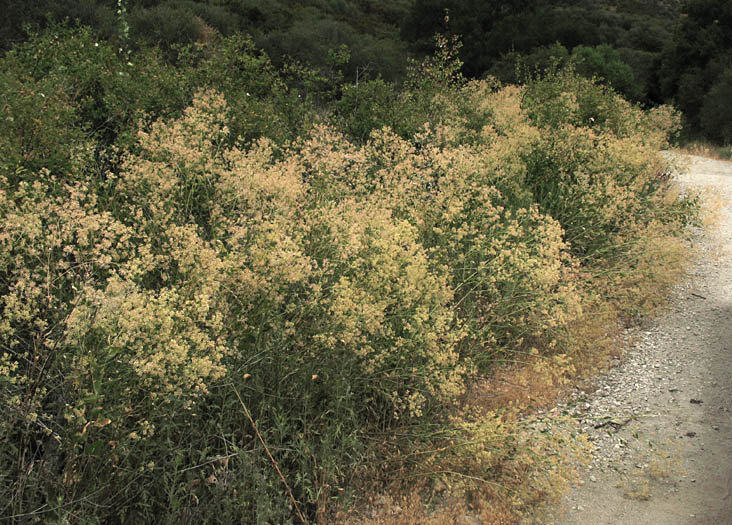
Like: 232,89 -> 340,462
1,77 -> 685,466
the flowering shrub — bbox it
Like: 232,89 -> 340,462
0,29 -> 697,522
307,201 -> 465,417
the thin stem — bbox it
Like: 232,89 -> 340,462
231,386 -> 308,524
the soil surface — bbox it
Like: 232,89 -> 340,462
536,154 -> 732,525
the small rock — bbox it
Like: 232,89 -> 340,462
458,515 -> 481,525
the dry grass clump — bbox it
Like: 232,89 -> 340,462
676,140 -> 732,161
338,405 -> 590,525
618,441 -> 682,502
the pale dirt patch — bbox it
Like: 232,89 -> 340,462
531,154 -> 732,524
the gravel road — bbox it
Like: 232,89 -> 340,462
537,154 -> 732,525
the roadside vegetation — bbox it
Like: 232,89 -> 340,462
0,5 -> 705,524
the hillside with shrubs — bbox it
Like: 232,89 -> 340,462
0,15 -> 701,525
2,1 -> 731,146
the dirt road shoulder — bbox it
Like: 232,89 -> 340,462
535,154 -> 732,525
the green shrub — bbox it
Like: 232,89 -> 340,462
129,3 -> 207,60
1,24 -> 191,154
182,35 -> 314,145
522,68 -> 637,135
335,78 -> 404,141
488,43 -> 571,86
0,69 -> 87,183
522,70 -> 690,257
571,44 -> 642,101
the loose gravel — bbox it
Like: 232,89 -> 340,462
534,154 -> 732,525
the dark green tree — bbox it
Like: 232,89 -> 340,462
659,0 -> 732,139
572,44 -> 642,101
401,0 -> 540,77
700,66 -> 732,143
